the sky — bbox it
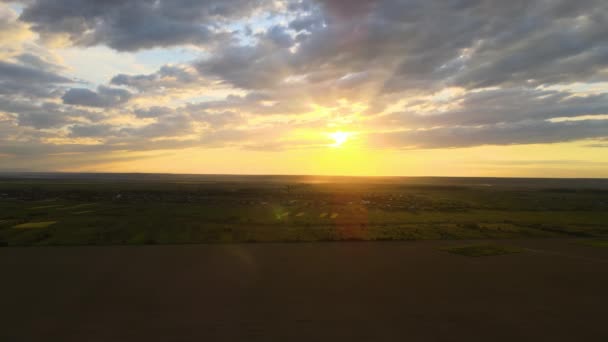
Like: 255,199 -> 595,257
0,0 -> 607,177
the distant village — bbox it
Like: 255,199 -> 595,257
0,184 -> 470,212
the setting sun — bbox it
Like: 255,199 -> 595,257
329,132 -> 350,147
2,1 -> 608,340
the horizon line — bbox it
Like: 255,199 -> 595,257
0,170 -> 607,180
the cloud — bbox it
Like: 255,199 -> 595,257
110,64 -> 203,92
68,123 -> 115,138
64,102 -> 246,144
195,43 -> 293,90
585,138 -> 608,148
263,25 -> 295,48
133,106 -> 174,118
0,98 -> 100,129
374,87 -> 608,128
19,0 -> 274,51
0,0 -> 607,170
368,119 -> 608,149
13,0 -> 608,92
16,53 -> 62,72
62,86 -> 132,108
0,4 -> 33,51
0,60 -> 71,97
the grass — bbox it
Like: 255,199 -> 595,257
0,176 -> 606,246
12,221 -> 58,229
443,244 -> 524,257
29,205 -> 63,210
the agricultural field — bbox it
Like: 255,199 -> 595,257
1,173 -> 607,246
2,174 -> 608,341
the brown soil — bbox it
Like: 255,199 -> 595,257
1,239 -> 607,341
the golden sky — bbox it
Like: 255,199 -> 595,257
0,1 -> 607,177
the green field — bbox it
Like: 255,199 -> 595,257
443,244 -> 525,257
1,174 -> 607,246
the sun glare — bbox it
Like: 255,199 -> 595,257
329,131 -> 350,147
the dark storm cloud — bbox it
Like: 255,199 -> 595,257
62,86 -> 132,108
19,0 -> 272,51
